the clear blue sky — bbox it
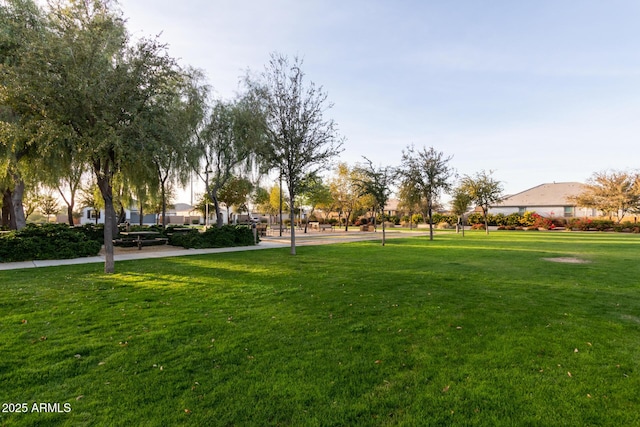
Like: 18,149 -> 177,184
120,0 -> 640,200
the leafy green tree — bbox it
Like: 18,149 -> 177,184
330,163 -> 365,231
298,173 -> 333,233
569,170 -> 640,223
2,0 -> 183,272
450,185 -> 473,236
218,176 -> 253,224
0,0 -> 48,229
397,145 -> 455,240
79,183 -> 104,225
247,53 -> 343,254
353,158 -> 395,245
38,191 -> 60,222
460,170 -> 503,234
194,95 -> 263,229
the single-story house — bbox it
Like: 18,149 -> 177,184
490,182 -> 600,218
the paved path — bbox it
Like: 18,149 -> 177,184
0,229 -> 431,271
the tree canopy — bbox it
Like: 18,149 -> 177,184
247,53 -> 343,254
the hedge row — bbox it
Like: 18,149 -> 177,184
168,225 -> 257,249
0,223 -> 102,262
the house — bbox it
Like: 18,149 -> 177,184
490,182 -> 599,218
79,203 -> 209,226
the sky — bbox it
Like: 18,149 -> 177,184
118,0 -> 640,202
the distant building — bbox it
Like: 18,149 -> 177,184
490,182 -> 599,218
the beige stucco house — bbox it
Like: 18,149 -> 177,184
490,182 -> 599,218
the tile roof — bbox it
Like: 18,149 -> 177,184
494,182 -> 586,207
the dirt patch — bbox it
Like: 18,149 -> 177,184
543,257 -> 591,264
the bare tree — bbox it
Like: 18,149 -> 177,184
248,53 -> 343,254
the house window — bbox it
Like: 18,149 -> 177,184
564,207 -> 574,217
88,209 -> 100,220
518,207 -> 526,215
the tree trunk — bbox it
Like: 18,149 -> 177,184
67,205 -> 74,226
10,175 -> 26,230
483,207 -> 489,235
382,215 -> 386,246
427,200 -> 434,241
289,189 -> 296,255
210,192 -> 223,228
139,202 -> 144,226
344,211 -> 351,231
97,174 -> 116,274
2,189 -> 14,229
161,180 -> 167,228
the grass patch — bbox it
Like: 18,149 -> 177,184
1,231 -> 639,425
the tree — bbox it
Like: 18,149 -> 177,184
330,163 -> 365,231
247,53 -> 343,254
218,176 -> 253,224
194,96 -> 263,228
38,191 -> 60,222
53,163 -> 85,226
4,0 -> 183,273
397,145 -> 454,240
298,173 -> 332,233
0,0 -> 48,230
460,170 -> 503,234
353,157 -> 395,245
450,185 -> 473,236
142,68 -> 205,227
569,170 -> 640,223
79,183 -> 104,225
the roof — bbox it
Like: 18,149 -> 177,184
494,182 -> 585,207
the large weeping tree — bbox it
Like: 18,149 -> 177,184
247,53 -> 343,254
2,0 -> 182,273
194,95 -> 263,228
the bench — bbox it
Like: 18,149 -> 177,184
319,224 -> 333,232
113,237 -> 168,249
256,224 -> 268,237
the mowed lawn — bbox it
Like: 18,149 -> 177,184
1,231 -> 639,426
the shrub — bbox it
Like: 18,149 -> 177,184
467,213 -> 484,225
0,223 -> 102,262
168,225 -> 257,249
471,223 -> 485,230
532,213 -> 553,229
506,213 -> 522,226
76,223 -> 104,242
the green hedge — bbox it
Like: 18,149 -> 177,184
168,225 -> 257,249
0,223 -> 102,262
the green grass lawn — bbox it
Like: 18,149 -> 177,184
1,231 -> 639,426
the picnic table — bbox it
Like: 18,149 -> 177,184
118,231 -> 165,250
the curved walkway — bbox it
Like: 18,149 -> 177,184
0,229 -> 432,271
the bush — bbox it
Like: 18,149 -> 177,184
168,225 -> 257,249
0,223 -> 102,262
471,223 -> 486,230
466,213 -> 483,225
76,223 -> 104,242
506,213 -> 522,226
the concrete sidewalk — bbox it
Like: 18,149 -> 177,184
0,229 -> 430,271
